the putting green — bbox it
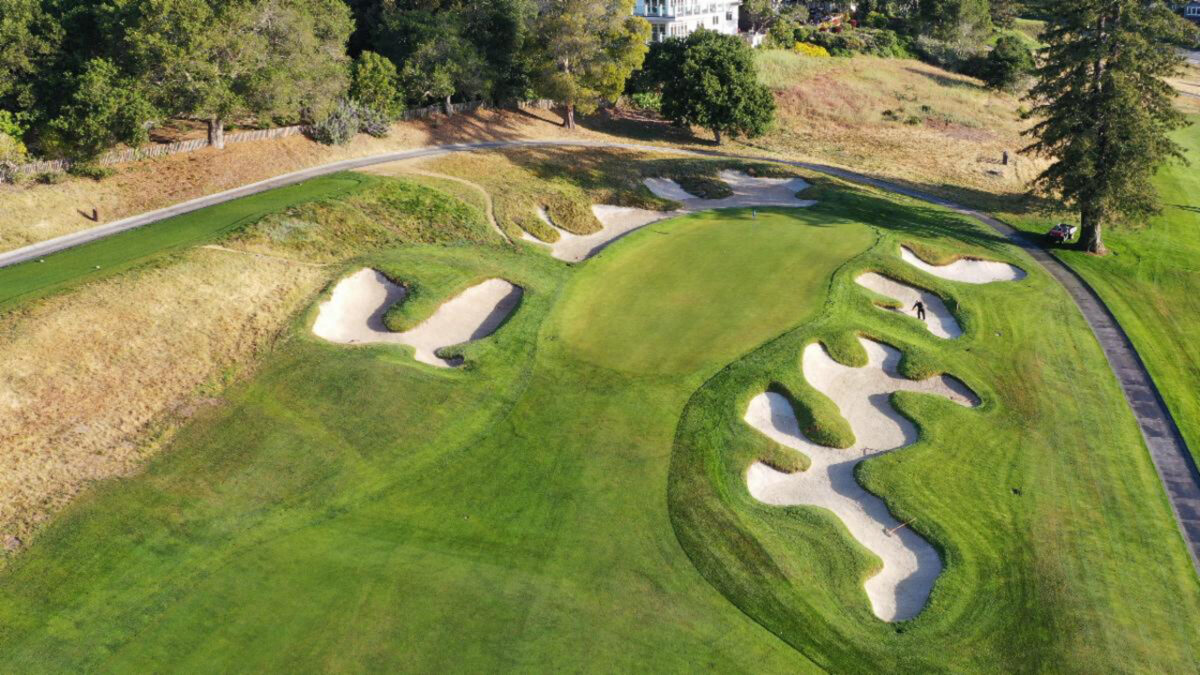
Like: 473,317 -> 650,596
558,208 -> 871,374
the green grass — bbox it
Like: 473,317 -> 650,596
0,173 -> 370,312
0,168 -> 1197,671
1001,116 -> 1200,466
670,185 -> 1200,671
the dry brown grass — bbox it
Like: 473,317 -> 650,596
0,107 -> 602,254
751,54 -> 1048,212
0,58 -> 1059,253
0,249 -> 325,548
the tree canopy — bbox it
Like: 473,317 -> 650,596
530,0 -> 650,129
1023,0 -> 1196,253
125,0 -> 354,148
657,30 -> 776,144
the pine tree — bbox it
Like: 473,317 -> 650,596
1022,0 -> 1195,254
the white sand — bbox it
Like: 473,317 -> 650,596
643,170 -> 817,210
312,268 -> 521,367
523,171 -> 817,263
744,338 -> 979,621
900,246 -> 1025,284
522,205 -> 682,263
855,272 -> 962,339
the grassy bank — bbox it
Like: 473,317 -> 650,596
1,171 -> 1196,670
0,173 -> 369,311
1001,116 -> 1200,465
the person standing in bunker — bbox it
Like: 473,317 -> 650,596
913,300 -> 926,321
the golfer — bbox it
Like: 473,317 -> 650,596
913,300 -> 926,321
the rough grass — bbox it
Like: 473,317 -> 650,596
1001,116 -> 1200,466
0,173 -> 498,551
225,175 -> 497,263
752,52 -> 1046,215
1,176 -> 1196,671
424,147 -> 802,242
0,249 -> 325,546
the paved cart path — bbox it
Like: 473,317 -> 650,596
4,138 -> 1197,574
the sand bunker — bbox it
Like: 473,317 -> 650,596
522,206 -> 677,263
644,170 -> 817,210
855,273 -> 961,339
900,246 -> 1025,284
523,171 -> 817,263
312,268 -> 521,367
744,338 -> 979,621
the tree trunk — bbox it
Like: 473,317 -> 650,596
1080,205 -> 1108,255
714,128 -> 723,145
444,95 -> 453,116
207,118 -> 225,150
565,103 -> 576,130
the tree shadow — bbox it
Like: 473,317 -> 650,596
901,67 -> 986,93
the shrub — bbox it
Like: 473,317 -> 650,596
913,34 -> 987,71
311,100 -> 359,146
794,42 -> 832,58
311,99 -> 392,145
67,163 -> 113,180
978,35 -> 1035,90
351,51 -> 402,117
35,171 -> 64,185
357,104 -> 392,138
630,91 -> 662,112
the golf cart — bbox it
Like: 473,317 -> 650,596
1047,223 -> 1078,245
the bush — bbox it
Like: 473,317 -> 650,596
803,27 -> 912,58
913,34 -> 987,71
311,99 -> 392,145
977,35 -> 1035,90
311,100 -> 359,146
351,51 -> 402,117
794,42 -> 831,58
67,163 -> 113,180
630,91 -> 662,112
357,104 -> 392,138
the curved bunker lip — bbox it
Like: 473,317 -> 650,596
855,272 -> 962,339
523,170 -> 819,263
743,338 -> 979,622
900,246 -> 1026,284
313,268 -> 522,368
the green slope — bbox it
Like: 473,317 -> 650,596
0,175 -> 1196,671
1004,116 -> 1200,466
0,173 -> 370,311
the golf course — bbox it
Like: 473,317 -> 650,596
1,149 -> 1197,672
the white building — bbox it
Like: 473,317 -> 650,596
634,1 -> 741,42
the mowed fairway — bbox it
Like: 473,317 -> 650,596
0,173 -> 369,311
0,173 -> 1197,672
0,210 -> 862,671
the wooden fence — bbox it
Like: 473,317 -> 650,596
13,99 -> 556,176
